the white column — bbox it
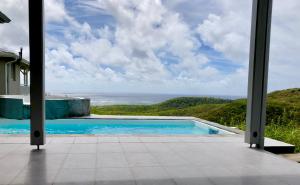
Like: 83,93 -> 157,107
245,0 -> 273,148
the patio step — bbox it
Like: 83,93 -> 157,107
264,138 -> 295,154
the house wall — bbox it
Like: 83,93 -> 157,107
7,63 -> 21,95
0,62 -> 6,95
0,61 -> 29,95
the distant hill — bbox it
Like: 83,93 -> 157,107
92,88 -> 300,152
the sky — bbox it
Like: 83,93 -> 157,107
0,0 -> 299,96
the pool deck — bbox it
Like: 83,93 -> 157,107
0,134 -> 299,185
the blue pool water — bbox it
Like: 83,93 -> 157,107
0,119 -> 228,135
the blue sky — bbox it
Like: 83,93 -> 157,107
1,0 -> 300,95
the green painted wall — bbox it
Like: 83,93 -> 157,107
0,98 -> 90,119
0,98 -> 24,119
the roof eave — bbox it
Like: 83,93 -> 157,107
18,59 -> 30,69
0,11 -> 11,24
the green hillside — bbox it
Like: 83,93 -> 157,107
92,88 -> 300,152
201,88 -> 300,126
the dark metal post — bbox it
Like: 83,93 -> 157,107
245,0 -> 273,149
29,0 -> 45,147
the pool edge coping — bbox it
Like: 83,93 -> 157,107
75,114 -> 244,135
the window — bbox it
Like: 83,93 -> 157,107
11,63 -> 16,81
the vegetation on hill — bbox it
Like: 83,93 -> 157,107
91,97 -> 230,116
92,88 -> 300,152
158,97 -> 232,109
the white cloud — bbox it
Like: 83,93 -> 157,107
196,0 -> 300,93
45,0 -> 68,23
197,0 -> 252,65
0,0 -> 28,57
44,0 -> 216,90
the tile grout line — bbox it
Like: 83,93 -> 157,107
145,142 -> 180,185
120,141 -> 138,185
50,141 -> 73,185
95,137 -> 100,185
7,145 -> 32,185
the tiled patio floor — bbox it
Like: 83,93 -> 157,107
0,135 -> 299,185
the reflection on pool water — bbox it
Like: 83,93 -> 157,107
0,119 -> 230,135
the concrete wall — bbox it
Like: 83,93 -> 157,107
46,100 -> 70,119
23,104 -> 30,119
0,97 -> 90,119
46,99 -> 90,119
68,99 -> 90,117
0,62 -> 5,95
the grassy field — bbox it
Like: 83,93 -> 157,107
92,88 -> 300,152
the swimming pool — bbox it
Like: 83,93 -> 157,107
0,119 -> 229,135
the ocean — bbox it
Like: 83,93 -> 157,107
54,92 -> 243,106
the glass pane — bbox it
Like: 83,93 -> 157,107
266,0 -> 300,152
